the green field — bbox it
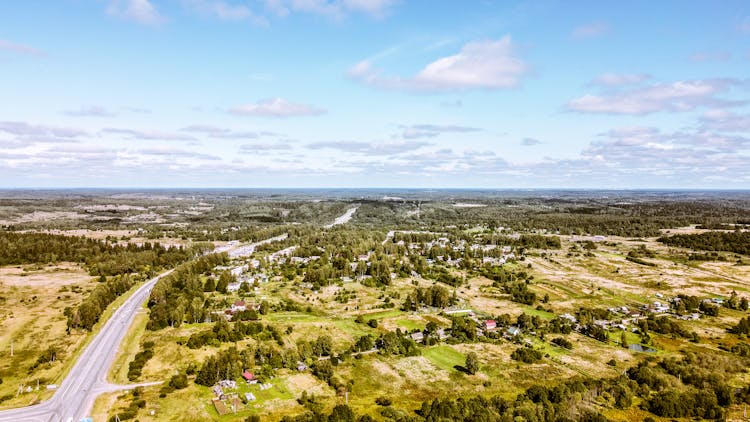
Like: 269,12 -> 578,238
421,345 -> 465,372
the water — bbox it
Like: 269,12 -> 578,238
629,344 -> 657,353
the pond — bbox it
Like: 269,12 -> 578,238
629,344 -> 657,353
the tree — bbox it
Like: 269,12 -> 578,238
620,331 -> 629,348
465,352 -> 479,375
203,277 -> 216,292
329,404 -> 355,422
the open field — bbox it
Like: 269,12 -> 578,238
0,264 -> 94,408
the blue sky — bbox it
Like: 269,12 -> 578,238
0,0 -> 749,188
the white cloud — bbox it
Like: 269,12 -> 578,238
350,36 -> 530,91
0,39 -> 45,56
63,105 -> 118,117
699,110 -> 750,132
307,140 -> 430,155
521,137 -> 542,146
101,128 -> 196,141
180,124 -> 274,139
265,0 -> 397,19
400,124 -> 481,139
690,51 -> 730,62
738,16 -> 750,33
239,142 -> 294,153
567,79 -> 743,115
182,0 -> 266,24
107,0 -> 165,25
0,121 -> 86,138
572,22 -> 609,39
137,147 -> 221,160
591,73 -> 650,86
229,98 -> 326,117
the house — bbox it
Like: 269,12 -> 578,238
244,393 -> 256,402
483,320 -> 497,331
230,265 -> 247,277
231,300 -> 246,312
436,328 -> 449,339
506,326 -> 521,337
227,282 -> 243,292
410,332 -> 424,343
242,370 -> 258,384
218,379 -> 236,389
212,385 -> 224,398
560,313 -> 577,323
296,361 -> 308,371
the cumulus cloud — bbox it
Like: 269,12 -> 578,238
107,0 -> 165,25
265,0 -> 397,19
62,105 -> 118,117
307,140 -> 431,155
521,137 -> 542,146
567,79 -> 744,115
349,36 -> 530,91
101,128 -> 196,141
0,39 -> 45,56
400,124 -> 481,139
591,73 -> 650,86
572,22 -> 609,39
229,98 -> 326,117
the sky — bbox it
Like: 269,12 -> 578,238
1,0 -> 749,189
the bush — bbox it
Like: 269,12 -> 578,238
551,337 -> 573,349
375,396 -> 392,406
510,346 -> 543,363
169,373 -> 188,390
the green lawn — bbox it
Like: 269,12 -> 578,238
395,318 -> 425,331
521,306 -> 555,320
422,345 -> 465,372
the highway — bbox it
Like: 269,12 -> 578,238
0,270 -> 171,422
0,235 -> 284,422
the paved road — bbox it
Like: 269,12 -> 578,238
0,270 -> 171,422
0,235 -> 286,422
324,206 -> 358,229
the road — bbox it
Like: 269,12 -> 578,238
0,235 -> 286,422
228,234 -> 288,258
324,206 -> 358,229
0,270 -> 172,422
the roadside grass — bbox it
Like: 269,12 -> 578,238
109,309 -> 149,384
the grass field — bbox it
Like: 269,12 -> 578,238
421,345 -> 465,372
